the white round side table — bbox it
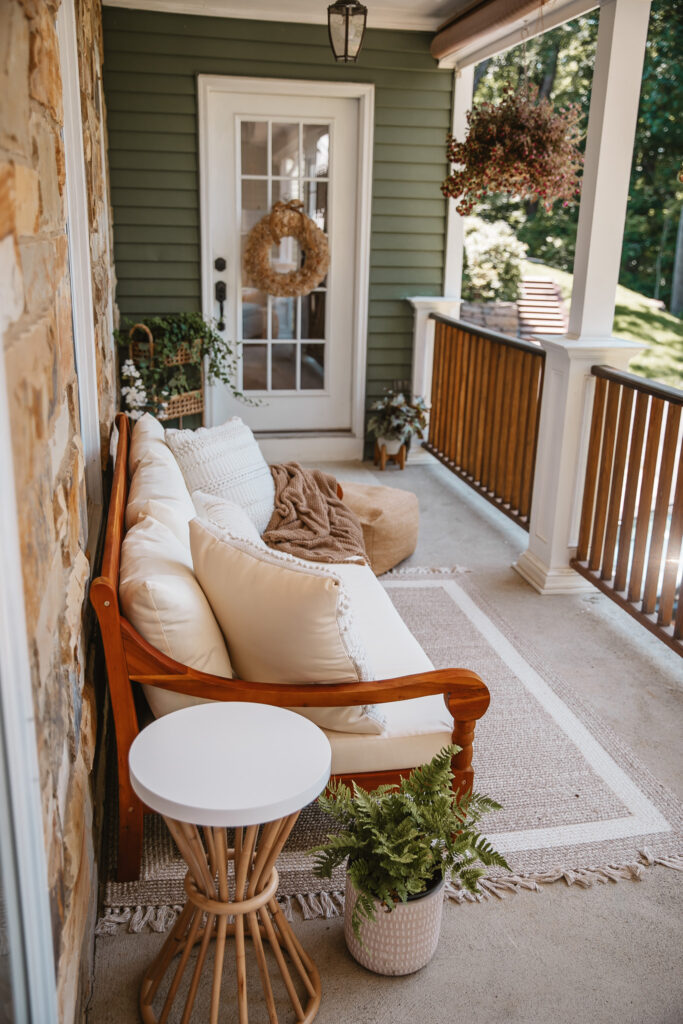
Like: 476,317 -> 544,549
129,702 -> 332,1024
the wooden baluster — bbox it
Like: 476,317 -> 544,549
511,352 -> 531,516
489,346 -> 507,497
455,329 -> 470,468
494,347 -> 514,503
601,388 -> 634,581
462,331 -> 479,476
614,391 -> 649,592
428,322 -> 444,452
642,403 -> 681,614
520,355 -> 543,522
445,327 -> 460,464
474,338 -> 491,484
576,376 -> 608,563
481,342 -> 499,493
503,349 -> 523,508
588,380 -> 621,572
658,442 -> 683,629
628,397 -> 664,605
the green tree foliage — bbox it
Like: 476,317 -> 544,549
470,0 -> 682,309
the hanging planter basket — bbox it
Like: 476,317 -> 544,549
442,87 -> 583,215
128,323 -> 204,422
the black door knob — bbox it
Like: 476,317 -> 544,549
214,257 -> 226,272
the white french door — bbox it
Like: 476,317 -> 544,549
199,77 -> 374,459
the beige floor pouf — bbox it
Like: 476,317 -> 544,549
340,481 -> 419,576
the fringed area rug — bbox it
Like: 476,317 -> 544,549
97,569 -> 682,935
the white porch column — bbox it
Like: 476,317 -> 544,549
515,0 -> 651,595
443,64 -> 475,298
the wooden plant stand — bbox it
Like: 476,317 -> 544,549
374,440 -> 407,471
140,815 -> 320,1024
130,702 -> 331,1023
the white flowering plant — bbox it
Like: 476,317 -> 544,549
367,390 -> 428,442
462,217 -> 527,302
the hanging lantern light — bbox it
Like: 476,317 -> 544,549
327,1 -> 368,63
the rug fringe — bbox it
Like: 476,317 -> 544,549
444,849 -> 683,904
96,890 -> 346,936
382,566 -> 468,577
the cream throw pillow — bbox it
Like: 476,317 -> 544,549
128,413 -> 166,475
192,490 -> 263,547
126,446 -> 196,549
119,516 -> 232,718
189,517 -> 385,735
166,418 -> 275,534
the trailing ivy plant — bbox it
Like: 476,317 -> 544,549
311,745 -> 509,940
115,313 -> 250,419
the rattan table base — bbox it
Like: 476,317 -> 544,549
140,811 -> 321,1024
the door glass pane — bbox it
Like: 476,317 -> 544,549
241,179 -> 268,232
271,237 -> 301,277
301,344 -> 325,389
243,344 -> 268,390
242,289 -> 268,339
241,121 -> 267,175
303,124 -> 329,178
272,296 -> 296,340
271,123 -> 299,177
301,291 -> 325,340
304,180 -> 327,232
272,178 -> 301,206
271,344 -> 297,390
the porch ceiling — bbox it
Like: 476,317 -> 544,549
100,0 -> 475,33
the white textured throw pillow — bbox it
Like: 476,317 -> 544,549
190,517 -> 385,735
119,516 -> 232,718
192,490 -> 264,547
166,418 -> 275,535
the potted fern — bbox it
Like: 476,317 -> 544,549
312,745 -> 508,975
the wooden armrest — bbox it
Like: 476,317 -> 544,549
121,619 -> 490,721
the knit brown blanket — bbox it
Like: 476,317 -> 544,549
263,462 -> 368,564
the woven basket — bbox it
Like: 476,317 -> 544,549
128,323 -> 204,423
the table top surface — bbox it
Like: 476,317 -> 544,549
129,703 -> 332,826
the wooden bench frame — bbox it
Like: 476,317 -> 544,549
91,413 -> 491,881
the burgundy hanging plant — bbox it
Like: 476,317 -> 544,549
442,87 -> 584,215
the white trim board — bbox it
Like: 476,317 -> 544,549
57,0 -> 103,524
198,75 -> 374,461
102,0 -> 446,32
383,578 -> 672,854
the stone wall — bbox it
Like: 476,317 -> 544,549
0,0 -> 116,1020
459,300 -> 520,337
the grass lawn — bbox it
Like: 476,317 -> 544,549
521,260 -> 683,388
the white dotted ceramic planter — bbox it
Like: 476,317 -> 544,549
376,435 -> 405,456
344,875 -> 445,976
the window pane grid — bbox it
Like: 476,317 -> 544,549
239,117 -> 329,393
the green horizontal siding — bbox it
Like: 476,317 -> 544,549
102,8 -> 452,426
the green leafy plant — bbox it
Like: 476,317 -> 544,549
311,745 -> 509,939
115,313 -> 249,419
366,390 -> 427,442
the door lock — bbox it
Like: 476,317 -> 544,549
215,279 -> 227,331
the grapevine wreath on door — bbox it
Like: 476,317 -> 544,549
243,199 -> 330,297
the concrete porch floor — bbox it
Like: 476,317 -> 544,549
88,456 -> 683,1024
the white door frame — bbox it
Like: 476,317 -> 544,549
198,75 -> 374,462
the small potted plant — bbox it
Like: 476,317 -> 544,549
115,312 -> 247,423
312,746 -> 508,976
367,390 -> 427,469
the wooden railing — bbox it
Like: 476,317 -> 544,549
571,366 -> 683,656
424,315 -> 546,530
